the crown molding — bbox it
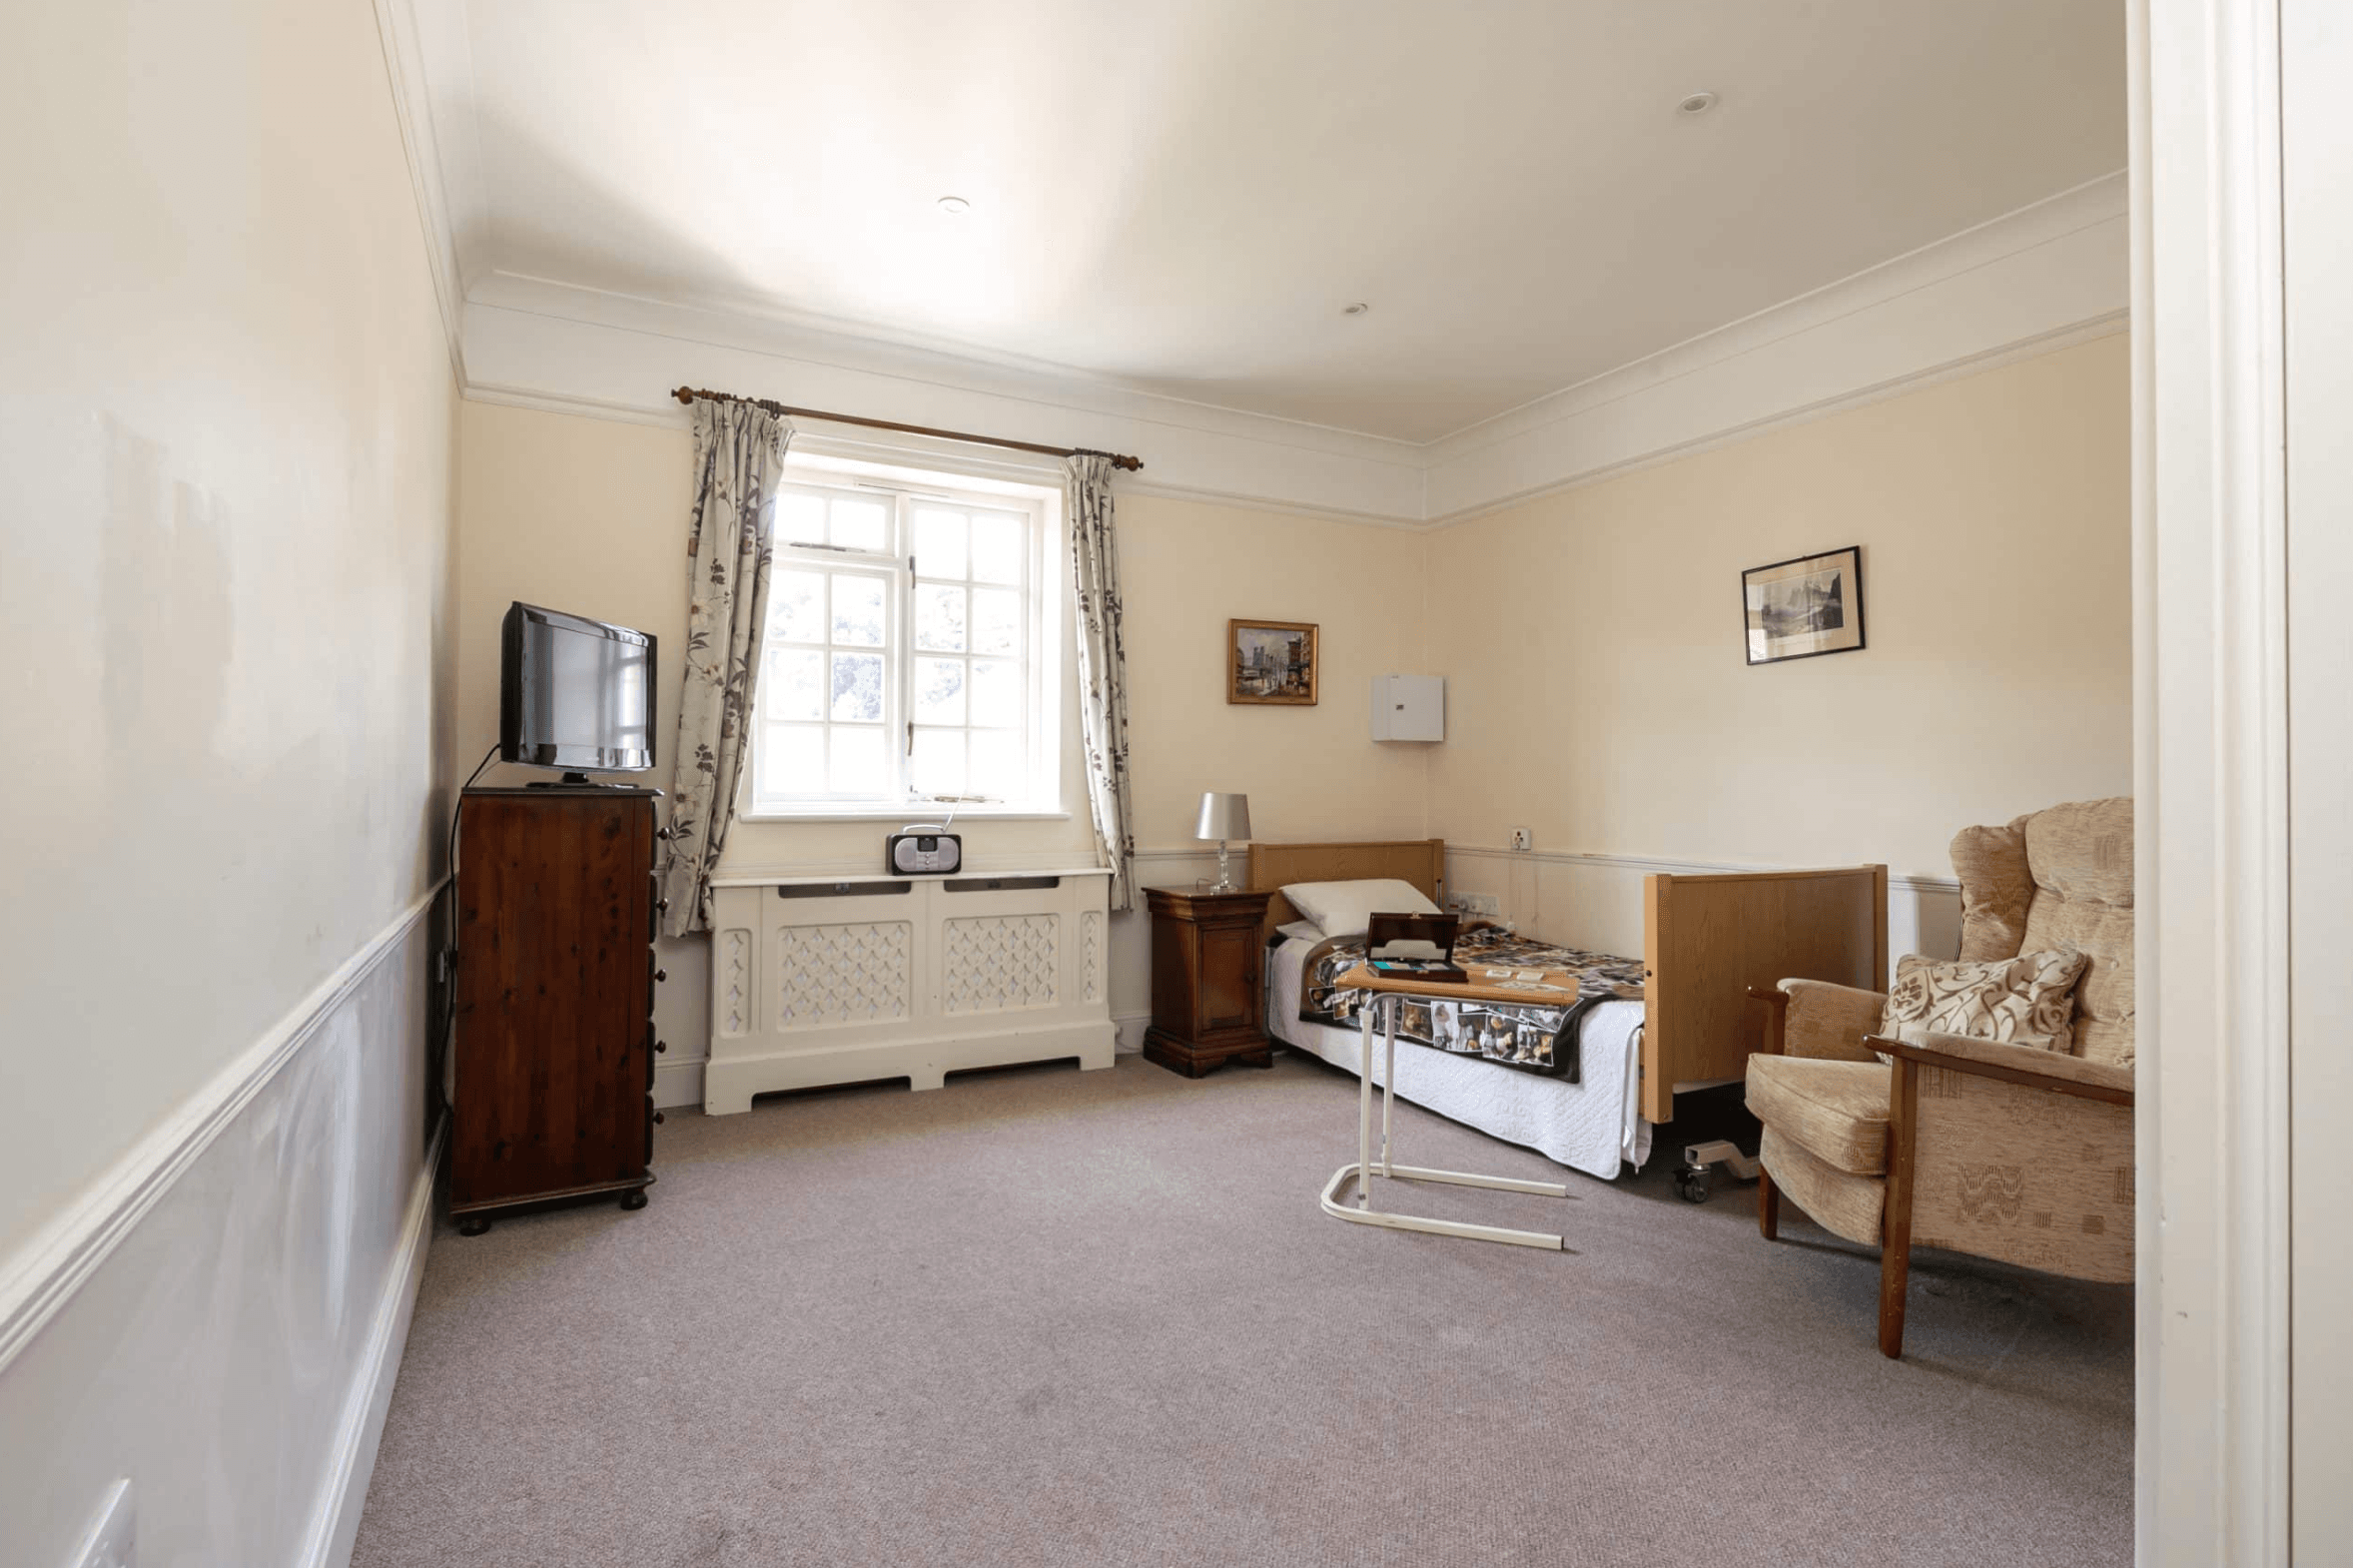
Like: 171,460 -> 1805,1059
459,275 -> 1432,524
1419,172 -> 2132,524
375,13 -> 2128,530
368,0 -> 464,380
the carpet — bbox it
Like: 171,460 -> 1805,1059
352,1054 -> 2132,1567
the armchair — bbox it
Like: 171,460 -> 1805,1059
1744,798 -> 2136,1358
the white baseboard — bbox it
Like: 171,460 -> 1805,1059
302,1116 -> 446,1568
653,1056 -> 706,1110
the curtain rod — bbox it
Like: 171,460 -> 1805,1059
670,387 -> 1144,471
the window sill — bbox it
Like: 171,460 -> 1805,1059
736,804 -> 1073,824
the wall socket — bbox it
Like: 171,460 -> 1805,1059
1509,827 -> 1532,851
68,1479 -> 133,1568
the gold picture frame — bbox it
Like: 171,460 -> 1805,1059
1227,618 -> 1318,705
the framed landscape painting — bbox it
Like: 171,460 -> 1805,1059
1228,618 -> 1318,704
1743,546 -> 1865,665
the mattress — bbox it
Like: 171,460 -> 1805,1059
1266,934 -> 1652,1181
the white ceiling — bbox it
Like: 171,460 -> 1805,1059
446,0 -> 2124,443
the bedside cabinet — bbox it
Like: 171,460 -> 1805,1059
1143,886 -> 1276,1078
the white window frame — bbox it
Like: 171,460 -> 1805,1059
738,465 -> 1064,821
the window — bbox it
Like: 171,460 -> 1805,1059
745,473 -> 1060,817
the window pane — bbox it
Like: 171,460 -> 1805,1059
831,652 -> 884,721
971,587 -> 1022,657
969,729 -> 1024,800
914,582 -> 967,652
829,724 -> 885,794
970,658 -> 1022,727
913,507 -> 967,579
913,656 -> 966,724
831,574 -> 886,646
766,648 -> 823,722
761,723 -> 825,797
776,492 -> 826,546
910,728 -> 965,797
970,511 -> 1025,584
771,569 -> 824,643
830,497 -> 888,551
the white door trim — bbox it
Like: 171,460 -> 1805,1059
2134,0 -> 2293,1560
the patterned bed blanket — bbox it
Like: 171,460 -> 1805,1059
1296,925 -> 1645,1081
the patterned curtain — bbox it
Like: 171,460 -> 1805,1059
1066,455 -> 1136,911
658,399 -> 790,936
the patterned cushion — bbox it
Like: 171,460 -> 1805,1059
1880,950 -> 2089,1056
1745,1055 -> 1891,1176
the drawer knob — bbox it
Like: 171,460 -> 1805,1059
654,968 -> 668,984
656,898 -> 670,912
655,1039 -> 668,1054
652,1111 -> 666,1125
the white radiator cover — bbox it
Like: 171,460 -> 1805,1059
703,869 -> 1117,1114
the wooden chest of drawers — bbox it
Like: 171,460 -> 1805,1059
450,785 -> 661,1230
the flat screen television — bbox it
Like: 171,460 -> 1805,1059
499,602 -> 657,773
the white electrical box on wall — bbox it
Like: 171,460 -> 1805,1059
1370,674 -> 1444,741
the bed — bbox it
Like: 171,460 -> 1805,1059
1251,839 -> 1888,1180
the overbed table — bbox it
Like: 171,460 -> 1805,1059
1320,963 -> 1583,1250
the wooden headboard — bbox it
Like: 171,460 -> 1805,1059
1246,839 -> 1447,946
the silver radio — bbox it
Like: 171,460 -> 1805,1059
885,824 -> 962,875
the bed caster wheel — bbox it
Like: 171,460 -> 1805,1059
618,1189 -> 648,1211
457,1216 -> 490,1236
1675,1169 -> 1712,1204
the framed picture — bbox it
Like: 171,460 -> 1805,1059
1228,618 -> 1318,704
1743,545 -> 1866,665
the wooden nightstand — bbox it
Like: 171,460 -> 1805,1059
1143,886 -> 1275,1078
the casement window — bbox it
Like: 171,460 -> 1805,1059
743,473 -> 1061,818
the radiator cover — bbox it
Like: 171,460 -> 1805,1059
702,869 -> 1117,1113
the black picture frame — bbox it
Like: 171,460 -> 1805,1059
1742,545 -> 1866,666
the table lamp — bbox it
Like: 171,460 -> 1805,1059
1194,791 -> 1251,894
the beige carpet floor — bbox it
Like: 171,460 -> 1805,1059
353,1054 -> 2132,1568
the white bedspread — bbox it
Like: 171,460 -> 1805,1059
1265,935 -> 1652,1180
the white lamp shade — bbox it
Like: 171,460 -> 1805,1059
1194,791 -> 1251,841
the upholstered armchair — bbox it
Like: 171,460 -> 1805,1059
1744,798 -> 2136,1358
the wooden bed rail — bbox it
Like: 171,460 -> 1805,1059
1640,865 -> 1888,1124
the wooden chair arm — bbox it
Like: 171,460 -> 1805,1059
1866,1033 -> 2134,1108
1747,985 -> 1790,1056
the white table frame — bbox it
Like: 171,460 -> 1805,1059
1317,987 -> 1575,1250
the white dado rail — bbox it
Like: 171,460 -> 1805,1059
702,868 -> 1117,1114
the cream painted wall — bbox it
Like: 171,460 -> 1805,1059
1118,494 -> 1430,852
0,0 -> 458,1259
1426,335 -> 2133,902
452,411 -> 1432,1067
456,346 -> 2123,1063
0,0 -> 458,1563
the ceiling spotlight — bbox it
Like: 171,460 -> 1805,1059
1341,302 -> 1370,316
937,195 -> 971,214
1677,92 -> 1719,116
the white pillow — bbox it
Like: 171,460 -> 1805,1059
1279,878 -> 1441,940
1276,920 -> 1325,945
